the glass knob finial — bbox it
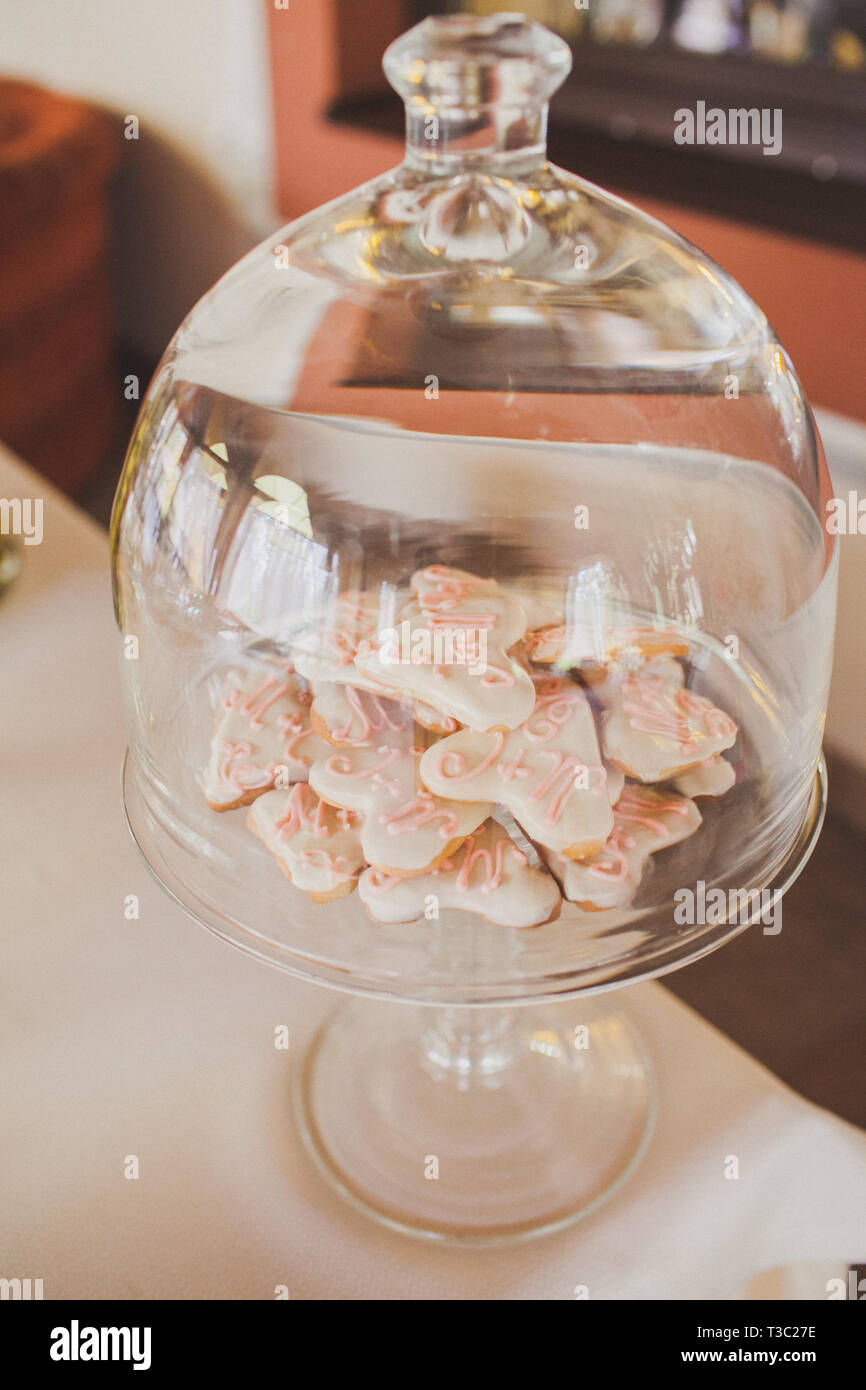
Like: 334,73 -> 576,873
383,12 -> 572,113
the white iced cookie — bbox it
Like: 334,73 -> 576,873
545,784 -> 701,910
602,656 -> 737,782
500,579 -> 564,633
358,820 -> 562,928
204,663 -> 331,811
248,783 -> 365,903
310,681 -> 455,744
525,621 -> 689,671
309,737 -> 491,876
292,588 -> 457,733
673,754 -> 736,799
409,699 -> 460,735
409,564 -> 496,609
420,677 -> 616,859
311,683 -> 413,746
355,565 -> 535,732
600,763 -> 626,807
291,593 -> 388,694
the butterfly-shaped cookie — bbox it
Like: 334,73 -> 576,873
544,783 -> 701,910
310,730 -> 491,876
355,565 -> 535,732
419,677 -> 617,858
602,656 -> 737,782
248,783 -> 365,902
204,662 -> 330,811
358,819 -> 562,928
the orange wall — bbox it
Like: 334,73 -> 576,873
267,0 -> 400,217
267,0 -> 866,423
637,196 -> 866,425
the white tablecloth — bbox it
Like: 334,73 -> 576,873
1,445 -> 865,1301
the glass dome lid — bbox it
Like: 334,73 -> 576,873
112,12 -> 835,1003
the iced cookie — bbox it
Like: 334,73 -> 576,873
602,655 -> 737,782
293,590 -> 457,733
248,783 -> 365,903
545,784 -> 701,910
501,579 -> 564,633
525,621 -> 688,670
309,739 -> 491,876
410,564 -> 499,610
311,683 -> 413,746
204,663 -> 331,811
291,593 -> 388,694
355,565 -> 535,732
602,763 -> 627,806
410,700 -> 460,735
358,820 -> 562,928
310,680 -> 456,744
420,677 -> 616,859
673,754 -> 736,799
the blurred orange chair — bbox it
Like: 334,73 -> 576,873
0,79 -> 119,493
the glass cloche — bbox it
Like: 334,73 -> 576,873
111,14 -> 834,1241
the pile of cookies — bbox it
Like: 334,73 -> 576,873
203,565 -> 738,928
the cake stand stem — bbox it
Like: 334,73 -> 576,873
419,1005 -> 522,1088
295,993 -> 656,1244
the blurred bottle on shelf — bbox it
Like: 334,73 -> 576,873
458,0 -> 865,66
590,0 -> 666,46
749,0 -> 807,61
460,0 -> 589,40
826,0 -> 866,68
673,0 -> 748,53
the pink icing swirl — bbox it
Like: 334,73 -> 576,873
623,673 -> 737,753
456,833 -> 528,894
219,741 -> 276,793
274,782 -> 330,839
498,748 -> 532,782
623,687 -> 695,749
427,611 -> 497,630
522,685 -> 583,742
676,690 -> 737,739
414,565 -> 496,613
479,664 -> 516,687
614,787 -> 690,840
364,868 -> 401,895
318,628 -> 360,666
587,824 -> 638,881
226,675 -> 293,729
378,793 -> 459,841
529,750 -> 592,826
324,745 -> 405,799
434,731 -> 506,783
280,720 -> 319,768
297,848 -> 355,884
587,849 -> 630,881
525,625 -> 565,660
330,686 -> 408,744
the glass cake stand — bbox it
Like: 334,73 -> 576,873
123,752 -> 826,1242
113,13 -> 836,1243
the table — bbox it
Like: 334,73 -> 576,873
1,444 -> 864,1300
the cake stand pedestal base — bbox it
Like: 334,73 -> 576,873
295,994 -> 655,1245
